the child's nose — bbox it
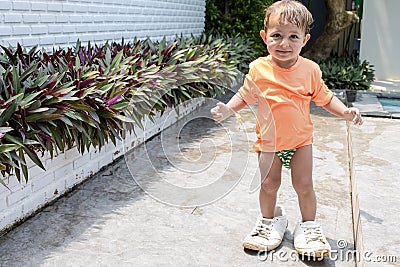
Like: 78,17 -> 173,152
280,38 -> 290,47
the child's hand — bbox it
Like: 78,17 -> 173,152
344,108 -> 363,125
210,102 -> 233,124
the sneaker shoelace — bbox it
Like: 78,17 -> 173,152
252,218 -> 274,240
303,225 -> 326,244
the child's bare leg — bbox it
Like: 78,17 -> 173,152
290,144 -> 316,221
258,152 -> 283,218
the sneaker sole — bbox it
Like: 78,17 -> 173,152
243,242 -> 280,252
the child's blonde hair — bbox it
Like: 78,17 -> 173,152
264,0 -> 313,34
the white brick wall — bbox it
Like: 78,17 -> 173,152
0,98 -> 205,232
0,0 -> 206,49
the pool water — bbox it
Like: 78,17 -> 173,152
379,98 -> 400,113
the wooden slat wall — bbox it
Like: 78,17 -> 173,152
332,0 -> 361,57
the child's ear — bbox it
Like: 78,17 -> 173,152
260,30 -> 267,43
303,33 -> 311,45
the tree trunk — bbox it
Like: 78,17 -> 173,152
303,0 -> 359,60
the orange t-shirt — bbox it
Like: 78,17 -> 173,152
238,56 -> 333,152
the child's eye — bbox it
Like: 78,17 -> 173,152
272,34 -> 281,38
290,35 -> 299,39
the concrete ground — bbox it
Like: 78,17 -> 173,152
351,80 -> 400,266
351,117 -> 400,266
0,90 -> 398,266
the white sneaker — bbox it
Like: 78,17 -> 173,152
293,219 -> 331,257
242,205 -> 288,251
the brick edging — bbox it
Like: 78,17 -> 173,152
347,121 -> 365,266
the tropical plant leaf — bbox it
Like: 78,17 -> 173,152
0,102 -> 17,126
22,146 -> 45,170
0,144 -> 21,153
19,149 -> 29,182
20,63 -> 38,83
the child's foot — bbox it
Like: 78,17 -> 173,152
293,220 -> 331,257
242,205 -> 288,251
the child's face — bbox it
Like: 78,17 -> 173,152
260,12 -> 310,69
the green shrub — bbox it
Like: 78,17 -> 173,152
318,55 -> 375,91
0,35 -> 243,185
198,33 -> 257,73
205,0 -> 274,58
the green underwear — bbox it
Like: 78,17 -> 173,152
276,149 -> 296,169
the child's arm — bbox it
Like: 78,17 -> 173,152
210,93 -> 247,123
323,95 -> 363,125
